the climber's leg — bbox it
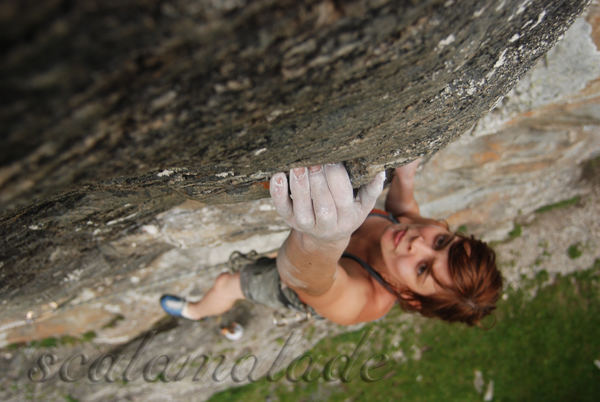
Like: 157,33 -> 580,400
182,272 -> 244,320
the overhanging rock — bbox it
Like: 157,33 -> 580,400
0,0 -> 591,340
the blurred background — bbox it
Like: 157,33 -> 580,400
1,0 -> 599,400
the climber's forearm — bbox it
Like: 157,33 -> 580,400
385,173 -> 419,217
385,160 -> 421,217
276,229 -> 348,297
268,164 -> 385,296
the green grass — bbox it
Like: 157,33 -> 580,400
210,264 -> 600,402
581,155 -> 600,184
507,223 -> 522,240
102,314 -> 125,329
5,331 -> 98,350
59,334 -> 79,345
27,337 -> 58,348
567,244 -> 583,259
534,196 -> 581,214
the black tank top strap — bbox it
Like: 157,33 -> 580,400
341,252 -> 398,297
368,209 -> 400,224
340,209 -> 400,296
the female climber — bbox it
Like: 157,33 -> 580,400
160,160 -> 502,338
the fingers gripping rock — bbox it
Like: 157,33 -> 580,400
324,164 -> 354,208
290,167 -> 315,230
358,171 -> 386,213
270,164 -> 385,242
308,165 -> 337,231
270,172 -> 293,222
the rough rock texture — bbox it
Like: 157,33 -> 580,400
0,0 -> 589,309
1,0 -> 586,209
418,12 -> 600,240
0,1 -> 599,400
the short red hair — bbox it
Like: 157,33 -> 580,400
398,234 -> 503,326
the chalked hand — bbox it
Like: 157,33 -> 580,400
269,164 -> 385,242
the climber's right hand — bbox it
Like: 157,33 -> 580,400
269,164 -> 385,243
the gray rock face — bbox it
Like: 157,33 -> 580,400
0,0 -> 588,280
418,11 -> 600,240
0,0 -> 592,350
1,0 -> 588,210
1,2 -> 600,400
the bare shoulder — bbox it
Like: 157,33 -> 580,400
295,260 -> 394,325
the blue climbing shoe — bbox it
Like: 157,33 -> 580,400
160,294 -> 187,318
